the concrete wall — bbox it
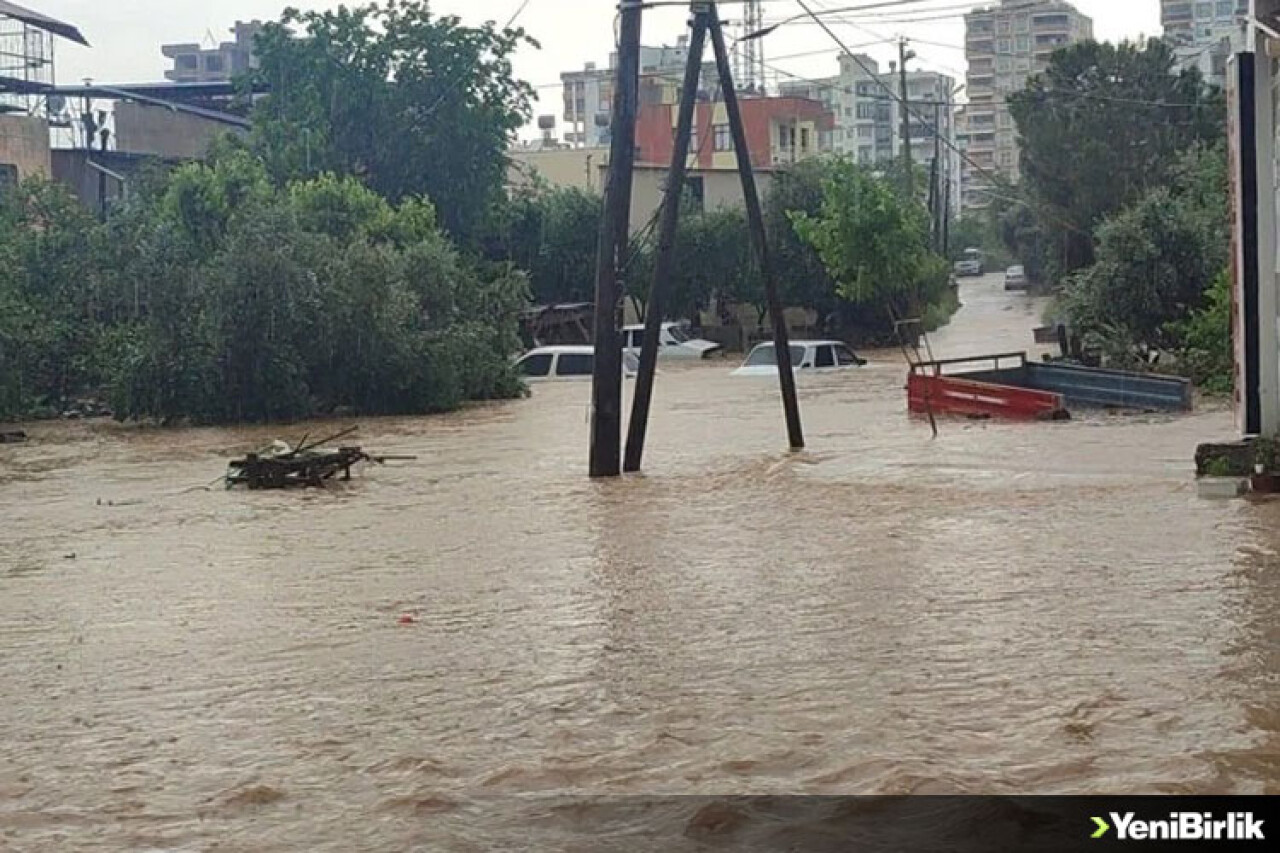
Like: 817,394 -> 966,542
508,147 -> 774,238
509,147 -> 607,193
0,116 -> 51,184
113,102 -> 246,160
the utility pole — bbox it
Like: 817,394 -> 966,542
625,4 -> 709,473
932,100 -> 943,251
898,37 -> 914,199
709,2 -> 804,451
588,0 -> 642,478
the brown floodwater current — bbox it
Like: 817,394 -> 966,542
1,276 -> 1277,851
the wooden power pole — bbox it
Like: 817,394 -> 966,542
709,2 -> 804,451
624,6 -> 710,473
616,1 -> 804,475
588,0 -> 642,478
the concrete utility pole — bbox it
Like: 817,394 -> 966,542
898,37 -> 915,198
625,4 -> 709,473
588,0 -> 642,478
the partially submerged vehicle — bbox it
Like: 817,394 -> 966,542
731,340 -> 866,377
515,345 -> 640,382
907,351 -> 1193,421
622,322 -> 722,360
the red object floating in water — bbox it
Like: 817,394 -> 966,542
398,614 -> 416,625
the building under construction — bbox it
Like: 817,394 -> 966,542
0,2 -> 262,211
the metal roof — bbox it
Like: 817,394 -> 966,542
0,1 -> 88,46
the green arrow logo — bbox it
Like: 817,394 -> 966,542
1091,816 -> 1111,839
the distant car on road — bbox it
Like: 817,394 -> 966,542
731,340 -> 866,377
621,322 -> 722,360
1004,265 -> 1029,292
515,346 -> 640,382
954,248 -> 984,277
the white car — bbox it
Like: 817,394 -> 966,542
731,340 -> 866,377
1004,265 -> 1029,292
514,346 -> 640,381
622,323 -> 722,360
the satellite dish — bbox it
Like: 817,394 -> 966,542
537,114 -> 556,130
47,94 -> 66,114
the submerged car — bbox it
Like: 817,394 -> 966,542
514,346 -> 640,381
1004,265 -> 1029,292
731,340 -> 866,377
622,322 -> 722,359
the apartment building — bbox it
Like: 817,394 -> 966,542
561,37 -> 721,148
961,0 -> 1093,209
780,54 -> 959,213
1161,0 -> 1248,87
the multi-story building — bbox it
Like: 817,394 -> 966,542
162,21 -> 263,84
1161,0 -> 1248,87
780,55 -> 959,214
561,37 -> 721,148
633,96 -> 833,172
961,0 -> 1093,209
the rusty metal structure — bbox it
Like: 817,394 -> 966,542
0,1 -> 87,116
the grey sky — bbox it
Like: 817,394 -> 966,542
39,1 -> 1161,138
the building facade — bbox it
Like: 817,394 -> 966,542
1162,0 -> 1249,87
779,55 -> 959,213
633,96 -> 833,171
561,38 -> 722,148
961,0 -> 1093,209
163,21 -> 263,83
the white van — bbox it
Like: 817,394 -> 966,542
514,346 -> 640,382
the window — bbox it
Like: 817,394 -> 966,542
814,346 -> 835,368
745,344 -> 807,367
556,353 -> 594,376
204,55 -> 224,72
713,123 -> 733,151
835,345 -> 861,367
176,54 -> 198,70
1015,35 -> 1030,53
800,128 -> 810,151
0,163 -> 17,194
858,125 -> 873,138
997,18 -> 1011,34
997,37 -> 1012,53
518,353 -> 553,377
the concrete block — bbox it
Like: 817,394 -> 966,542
1197,477 -> 1250,500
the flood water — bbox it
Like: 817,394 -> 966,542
1,275 -> 1277,850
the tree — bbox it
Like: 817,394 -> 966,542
249,0 -> 536,243
480,185 -> 601,305
1060,144 -> 1229,359
791,159 -> 950,328
1008,39 -> 1223,283
764,158 -> 840,322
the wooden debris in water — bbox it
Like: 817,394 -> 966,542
225,427 -> 415,490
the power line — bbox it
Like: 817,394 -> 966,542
790,0 -> 1089,234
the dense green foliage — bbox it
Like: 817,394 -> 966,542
791,159 -> 952,330
479,182 -> 601,305
1007,40 -> 1223,285
0,155 -> 527,424
249,0 -> 535,243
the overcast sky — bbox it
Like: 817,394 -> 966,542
38,1 -> 1162,138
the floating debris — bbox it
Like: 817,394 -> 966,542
0,430 -> 27,444
225,427 -> 415,490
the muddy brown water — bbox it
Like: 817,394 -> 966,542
1,275 -> 1277,851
